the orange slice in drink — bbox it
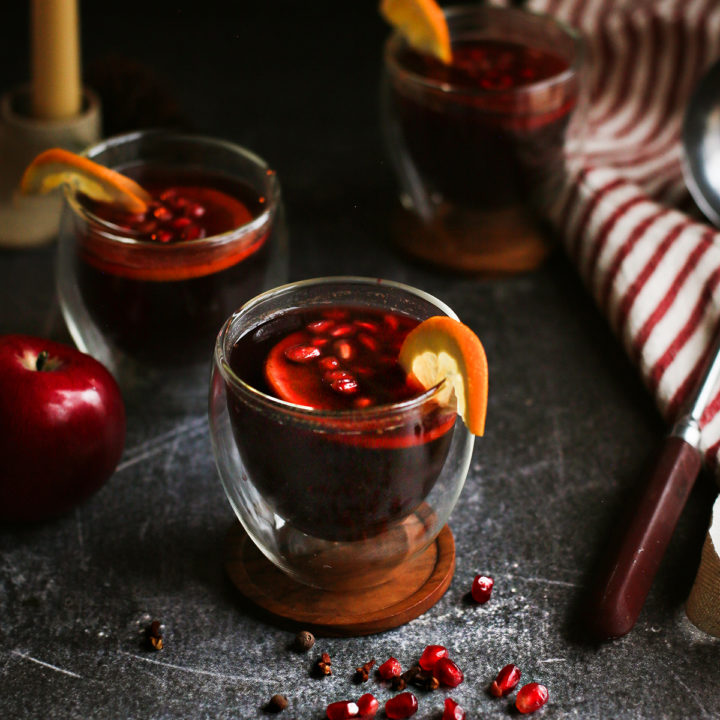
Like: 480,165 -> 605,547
380,0 -> 451,64
399,316 -> 488,435
20,148 -> 151,213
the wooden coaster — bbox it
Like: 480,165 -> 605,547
224,524 -> 455,636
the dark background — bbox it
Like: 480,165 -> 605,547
1,2 -> 719,718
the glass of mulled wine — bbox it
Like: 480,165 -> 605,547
382,4 -> 583,274
209,277 -> 475,590
56,130 -> 287,384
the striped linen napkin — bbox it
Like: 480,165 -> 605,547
516,0 -> 720,467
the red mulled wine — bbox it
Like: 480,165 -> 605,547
226,305 -> 456,541
392,38 -> 576,209
75,165 -> 272,364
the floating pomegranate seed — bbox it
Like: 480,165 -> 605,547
330,323 -> 355,337
159,188 -> 177,202
171,216 -> 192,230
377,657 -> 402,680
356,693 -> 379,717
435,657 -> 464,688
326,700 -> 359,720
419,645 -> 448,672
152,205 -> 173,221
331,376 -> 359,394
311,337 -> 330,347
442,698 -> 466,720
152,230 -> 173,243
307,320 -> 334,334
385,692 -> 418,719
319,356 -> 339,370
515,683 -> 548,714
357,333 -> 379,352
383,313 -> 400,331
354,397 -> 372,408
185,202 -> 206,218
181,225 -> 205,241
137,220 -> 158,234
354,320 -> 379,333
489,663 -> 521,697
335,340 -> 356,361
171,195 -> 189,210
471,574 -> 494,603
284,345 -> 321,363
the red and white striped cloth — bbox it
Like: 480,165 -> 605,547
520,0 -> 720,469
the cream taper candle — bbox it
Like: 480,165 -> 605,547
31,0 -> 82,119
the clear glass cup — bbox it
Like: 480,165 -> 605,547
209,277 -> 475,590
56,130 -> 288,388
382,4 -> 583,274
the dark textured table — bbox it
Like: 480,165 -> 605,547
1,3 -> 718,719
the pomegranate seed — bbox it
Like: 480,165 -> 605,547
171,216 -> 192,230
356,693 -> 379,717
170,196 -> 189,210
489,664 -> 521,697
307,320 -> 334,334
385,692 -> 418,719
419,645 -> 448,672
326,700 -> 359,720
330,323 -> 355,337
319,356 -> 340,370
311,337 -> 330,347
137,220 -> 158,234
152,205 -> 173,221
354,397 -> 372,408
377,657 -> 402,680
185,202 -> 206,218
354,320 -> 379,333
442,698 -> 466,720
435,657 -> 464,688
471,574 -> 494,603
152,230 -> 174,243
284,345 -> 321,363
331,376 -> 359,394
181,225 -> 204,241
383,313 -> 400,331
515,683 -> 549,714
357,333 -> 379,352
159,188 -> 178,202
335,340 -> 356,361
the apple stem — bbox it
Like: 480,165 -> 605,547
36,350 -> 49,371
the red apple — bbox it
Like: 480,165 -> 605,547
0,335 -> 126,522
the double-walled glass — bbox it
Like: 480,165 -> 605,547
56,130 -> 287,386
209,277 -> 475,590
382,4 -> 583,274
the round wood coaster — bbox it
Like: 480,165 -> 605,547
224,523 -> 455,636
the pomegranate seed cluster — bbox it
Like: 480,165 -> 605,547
125,188 -> 209,243
277,309 -> 421,408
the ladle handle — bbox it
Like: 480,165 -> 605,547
589,435 -> 702,640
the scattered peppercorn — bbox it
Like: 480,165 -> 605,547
354,658 -> 376,683
265,694 -> 289,713
145,620 -> 163,651
294,630 -> 315,652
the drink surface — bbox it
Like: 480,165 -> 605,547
399,38 -> 569,92
230,306 -> 427,411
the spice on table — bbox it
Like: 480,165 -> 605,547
294,629 -> 315,652
145,619 -> 163,651
391,664 -> 421,691
354,658 -> 376,682
411,668 -> 439,690
265,694 -> 289,713
314,651 -> 332,677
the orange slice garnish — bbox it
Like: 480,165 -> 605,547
20,148 -> 152,213
399,316 -> 488,435
380,0 -> 452,64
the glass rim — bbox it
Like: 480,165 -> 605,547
214,275 -> 459,420
384,3 -> 584,100
63,129 -> 280,250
